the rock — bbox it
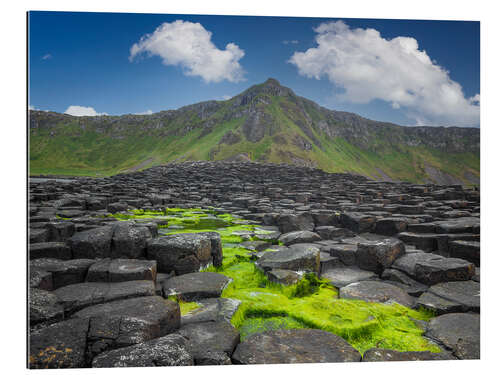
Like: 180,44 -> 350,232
232,329 -> 361,364
240,240 -> 271,251
356,238 -> 405,273
256,244 -> 320,274
374,218 -> 408,236
278,230 -> 321,246
30,269 -> 54,290
181,298 -> 241,326
86,258 -> 157,282
30,228 -> 50,243
110,222 -> 152,258
397,232 -> 441,251
54,280 -> 156,313
381,268 -> 428,296
362,348 -> 455,361
449,240 -> 480,266
46,221 -> 76,241
74,296 -> 180,338
322,266 -> 378,289
417,280 -> 479,313
146,233 -> 213,274
340,212 -> 375,233
107,202 -> 128,213
327,243 -> 358,266
30,242 -> 72,260
433,218 -> 480,234
266,269 -> 302,285
162,272 -> 231,301
339,280 -> 415,308
68,225 -> 114,259
197,232 -> 223,267
29,288 -> 64,325
92,334 -> 194,367
178,321 -> 240,364
29,318 -> 89,369
315,226 -> 353,240
30,258 -> 97,289
277,212 -> 314,233
319,252 -> 342,274
425,313 -> 480,359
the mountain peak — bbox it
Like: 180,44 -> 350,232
263,78 -> 281,86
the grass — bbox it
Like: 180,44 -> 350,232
109,207 -> 440,355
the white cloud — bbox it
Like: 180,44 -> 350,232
221,95 -> 231,100
129,20 -> 245,83
134,109 -> 153,115
41,53 -> 52,60
283,40 -> 299,45
289,21 -> 480,127
64,105 -> 108,117
29,105 -> 35,110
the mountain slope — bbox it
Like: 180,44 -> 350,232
29,78 -> 479,184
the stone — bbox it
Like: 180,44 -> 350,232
110,221 -> 152,258
30,228 -> 50,243
197,232 -> 223,267
46,221 -> 76,241
240,240 -> 271,251
381,268 -> 428,297
327,243 -> 358,265
146,233 -> 212,274
232,329 -> 361,364
74,296 -> 180,338
256,244 -> 320,274
30,242 -> 72,260
319,252 -> 342,274
107,202 -> 128,213
278,230 -> 321,246
92,334 -> 194,367
339,280 -> 415,308
266,269 -> 302,285
30,269 -> 54,290
30,258 -> 97,289
86,258 -> 157,282
322,266 -> 378,289
340,212 -> 376,233
374,218 -> 408,236
178,321 -> 240,364
181,298 -> 241,326
54,280 -> 156,313
277,212 -> 314,233
356,238 -> 405,273
362,348 -> 455,361
29,288 -> 64,325
162,272 -> 231,301
29,318 -> 89,369
425,313 -> 480,359
68,225 -> 114,259
417,280 -> 480,313
449,240 -> 480,266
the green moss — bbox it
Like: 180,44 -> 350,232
167,296 -> 202,315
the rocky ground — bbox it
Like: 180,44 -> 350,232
28,161 -> 480,368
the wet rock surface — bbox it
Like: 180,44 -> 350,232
28,161 -> 480,366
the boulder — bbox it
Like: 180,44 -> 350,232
278,230 -> 321,246
197,232 -> 223,267
356,238 -> 405,273
232,329 -> 361,364
92,334 -> 194,367
425,313 -> 480,359
339,280 -> 415,308
68,225 -> 114,259
277,212 -> 314,233
322,266 -> 378,289
29,318 -> 89,369
86,258 -> 157,282
146,233 -> 212,274
340,212 -> 375,233
110,221 -> 152,258
417,280 -> 479,314
162,272 -> 230,301
256,245 -> 320,274
327,243 -> 358,266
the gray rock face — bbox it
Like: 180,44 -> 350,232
362,348 -> 455,361
147,233 -> 213,274
178,321 -> 240,364
339,280 -> 415,308
381,268 -> 428,297
374,218 -> 408,236
322,266 -> 378,288
54,280 -> 156,313
340,212 -> 375,233
417,280 -> 479,314
181,298 -> 240,326
315,226 -> 354,240
162,272 -> 231,301
449,240 -> 480,266
278,230 -> 321,246
197,232 -> 223,267
426,313 -> 480,359
30,258 -> 97,289
92,334 -> 194,367
30,242 -> 72,260
29,288 -> 64,325
356,238 -> 405,273
256,245 -> 320,274
266,269 -> 302,285
232,329 -> 361,364
86,258 -> 157,282
29,318 -> 90,369
277,212 -> 314,233
68,225 -> 114,259
110,221 -> 152,258
327,243 -> 358,265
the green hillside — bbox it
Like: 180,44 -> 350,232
29,78 -> 479,184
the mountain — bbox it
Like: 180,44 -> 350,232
29,78 -> 480,184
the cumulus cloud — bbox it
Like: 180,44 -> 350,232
41,53 -> 52,60
289,21 -> 480,126
64,105 -> 108,117
134,109 -> 153,115
129,20 -> 245,83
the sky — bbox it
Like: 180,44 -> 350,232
28,11 -> 480,127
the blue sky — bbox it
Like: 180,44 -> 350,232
28,11 -> 480,127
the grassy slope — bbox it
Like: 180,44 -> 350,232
29,94 -> 479,184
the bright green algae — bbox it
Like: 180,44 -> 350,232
109,207 -> 439,355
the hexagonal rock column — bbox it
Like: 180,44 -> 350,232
162,272 -> 231,301
256,244 -> 320,274
147,233 -> 218,275
356,238 -> 406,274
232,329 -> 361,364
86,258 -> 157,283
339,280 -> 415,308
